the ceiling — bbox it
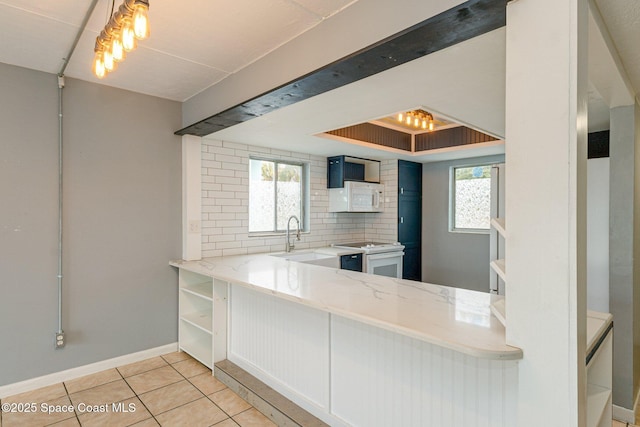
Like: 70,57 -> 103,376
0,0 -> 639,160
0,0 -> 357,101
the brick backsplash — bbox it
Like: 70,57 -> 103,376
201,139 -> 398,257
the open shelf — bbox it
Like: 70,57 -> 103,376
177,269 -> 229,369
490,259 -> 506,282
490,217 -> 506,237
490,298 -> 506,327
489,213 -> 505,295
179,319 -> 213,369
586,384 -> 612,427
181,311 -> 213,334
181,281 -> 213,301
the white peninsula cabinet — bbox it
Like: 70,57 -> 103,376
171,255 -> 612,427
172,255 -> 521,427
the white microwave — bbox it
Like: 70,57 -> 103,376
328,181 -> 384,212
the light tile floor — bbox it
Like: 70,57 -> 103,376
1,352 -> 638,427
0,352 -> 275,427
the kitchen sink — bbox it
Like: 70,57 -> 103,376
269,251 -> 339,268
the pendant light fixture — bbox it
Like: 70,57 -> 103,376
92,0 -> 149,79
133,1 -> 150,40
397,110 -> 435,131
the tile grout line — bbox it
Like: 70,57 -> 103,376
143,357 -> 235,425
124,359 -> 199,426
115,366 -> 155,427
60,381 -> 81,427
168,360 -> 255,425
135,367 -> 206,423
64,363 -> 158,426
3,356 -> 225,427
8,353 -> 286,426
70,366 -> 128,426
119,370 -> 160,427
176,364 -> 237,422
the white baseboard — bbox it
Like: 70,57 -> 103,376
613,404 -> 635,424
0,342 -> 178,399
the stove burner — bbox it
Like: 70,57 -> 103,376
333,241 -> 404,252
339,242 -> 387,248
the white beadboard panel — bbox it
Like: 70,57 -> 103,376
228,284 -> 330,410
201,139 -> 398,257
330,315 -> 518,427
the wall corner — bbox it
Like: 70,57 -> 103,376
182,135 -> 202,261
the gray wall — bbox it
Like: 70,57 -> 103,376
636,103 -> 640,414
421,154 -> 505,293
609,104 -> 640,410
0,63 -> 182,386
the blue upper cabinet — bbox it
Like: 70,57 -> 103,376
327,155 -> 380,188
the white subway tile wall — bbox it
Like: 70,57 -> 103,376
201,140 -> 399,257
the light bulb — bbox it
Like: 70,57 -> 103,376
93,51 -> 106,78
103,48 -> 116,72
397,113 -> 403,122
429,121 -> 434,131
121,19 -> 137,51
414,118 -> 419,127
133,2 -> 150,40
406,115 -> 411,125
111,36 -> 125,62
422,120 -> 427,129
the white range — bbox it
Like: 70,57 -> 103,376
332,241 -> 404,278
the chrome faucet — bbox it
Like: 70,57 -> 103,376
285,215 -> 301,252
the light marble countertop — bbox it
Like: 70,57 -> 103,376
170,253 -> 523,360
586,310 -> 613,356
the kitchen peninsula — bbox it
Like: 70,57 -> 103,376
171,253 -> 522,426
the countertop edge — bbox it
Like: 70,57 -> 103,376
586,310 -> 613,356
170,256 -> 523,361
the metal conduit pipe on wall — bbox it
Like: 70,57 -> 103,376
55,75 -> 64,348
54,0 -> 100,349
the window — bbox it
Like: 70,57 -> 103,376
450,164 -> 492,232
249,158 -> 307,233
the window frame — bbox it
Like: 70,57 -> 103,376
448,163 -> 492,234
248,156 -> 309,235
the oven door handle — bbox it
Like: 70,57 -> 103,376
366,251 -> 404,260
